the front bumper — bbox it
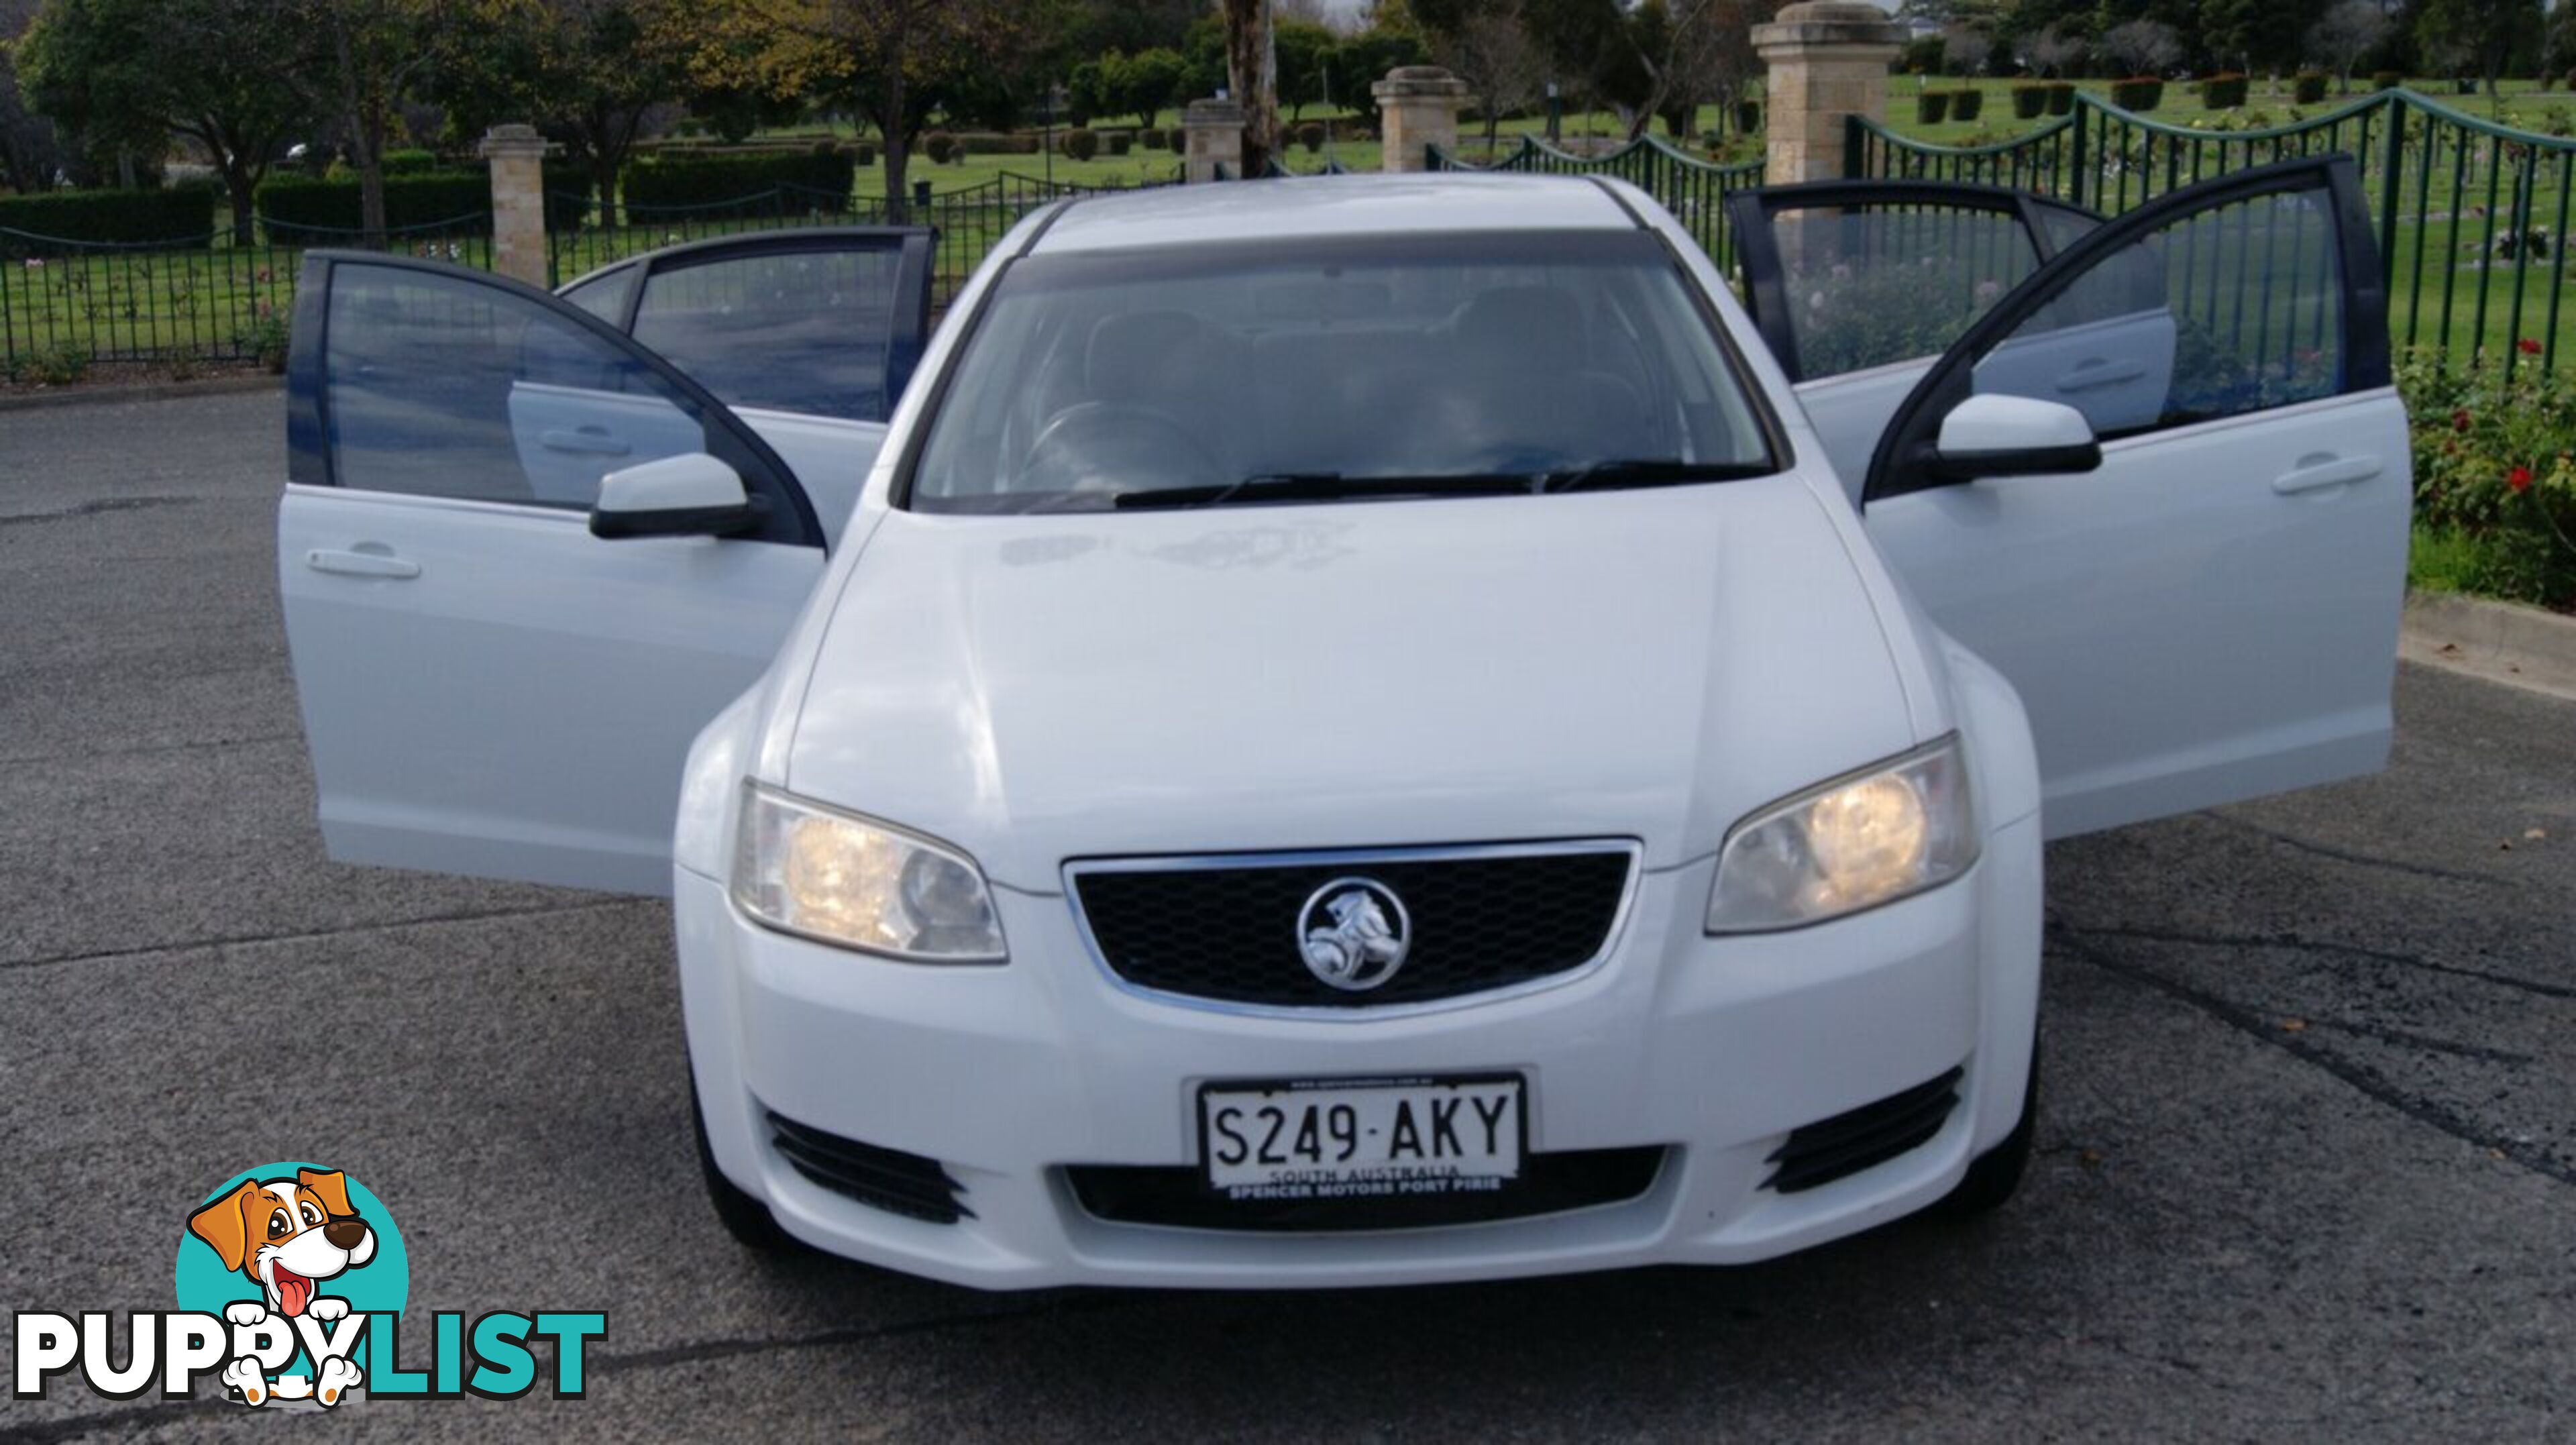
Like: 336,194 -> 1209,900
676,812 -> 2041,1290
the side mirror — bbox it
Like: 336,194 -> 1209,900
1924,394 -> 2102,482
589,452 -> 766,539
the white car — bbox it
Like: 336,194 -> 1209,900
278,160 -> 2407,1289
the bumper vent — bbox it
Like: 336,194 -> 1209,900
1764,1067 -> 1964,1194
1069,844 -> 1636,1009
1065,1147 -> 1666,1232
767,1110 -> 971,1224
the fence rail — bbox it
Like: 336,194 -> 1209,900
0,169 -> 1181,372
1853,87 -> 2576,374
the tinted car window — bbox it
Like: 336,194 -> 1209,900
631,248 -> 904,422
1974,181 -> 2343,438
908,231 -> 1774,513
323,263 -> 728,509
559,265 -> 638,324
1768,205 -> 2044,378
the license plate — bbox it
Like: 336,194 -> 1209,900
1197,1075 -> 1523,1199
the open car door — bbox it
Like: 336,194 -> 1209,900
555,226 -> 935,533
1856,156 -> 2408,838
1724,180 -> 2104,492
278,254 -> 835,896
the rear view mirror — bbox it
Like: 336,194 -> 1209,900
1925,394 -> 2102,482
590,452 -> 766,539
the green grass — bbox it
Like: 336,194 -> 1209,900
2409,523 -> 2490,594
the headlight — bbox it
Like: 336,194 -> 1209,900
732,783 -> 1006,962
1706,736 -> 1978,934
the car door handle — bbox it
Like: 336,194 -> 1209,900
541,427 -> 630,457
306,547 -> 421,580
2055,360 -> 2146,392
2272,454 -> 2382,495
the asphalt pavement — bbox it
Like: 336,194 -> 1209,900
3,390 -> 2570,1441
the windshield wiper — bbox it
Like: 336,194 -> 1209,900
1112,472 -> 1538,510
1537,458 -> 1778,493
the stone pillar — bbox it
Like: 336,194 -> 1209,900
1182,97 -> 1245,182
1751,2 -> 1905,186
1373,66 -> 1468,172
479,123 -> 553,286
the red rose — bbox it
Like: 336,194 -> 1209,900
2519,337 -> 2544,355
2508,466 -> 2534,493
2453,408 -> 2473,431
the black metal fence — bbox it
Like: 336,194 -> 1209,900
1429,133 -> 1769,278
1,168 -> 1181,373
1851,87 -> 2576,374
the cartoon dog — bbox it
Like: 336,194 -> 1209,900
187,1169 -> 376,1407
189,1167 -> 377,1320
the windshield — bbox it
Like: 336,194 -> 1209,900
906,230 -> 1776,513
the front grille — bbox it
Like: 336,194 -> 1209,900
1065,1147 -> 1666,1232
1763,1067 -> 1964,1193
1069,845 -> 1635,1008
766,1110 -> 971,1224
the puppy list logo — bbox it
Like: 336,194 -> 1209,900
12,1161 -> 602,1409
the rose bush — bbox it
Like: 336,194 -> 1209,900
2400,346 -> 2576,608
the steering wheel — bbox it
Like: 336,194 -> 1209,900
1015,402 -> 1224,496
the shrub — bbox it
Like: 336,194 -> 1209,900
1140,127 -> 1165,148
1108,133 -> 1132,156
851,142 -> 875,166
923,131 -> 958,164
1061,127 -> 1098,161
2201,72 -> 2250,109
1736,99 -> 1762,134
2399,347 -> 2576,608
2011,83 -> 2049,119
2109,76 -> 2164,110
381,148 -> 439,174
1949,88 -> 1984,121
2373,71 -> 2404,91
2292,71 -> 2328,104
256,166 -> 588,233
0,183 -> 217,250
1917,91 -> 1951,124
1168,129 -> 1187,153
1295,121 -> 1326,152
236,311 -> 290,373
620,148 -> 855,217
10,341 -> 92,386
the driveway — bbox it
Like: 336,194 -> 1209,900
3,390 -> 2570,1440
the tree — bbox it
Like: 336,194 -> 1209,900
1943,23 -> 1994,76
2413,0 -> 2542,95
1420,1 -> 1545,150
2024,23 -> 2085,78
1116,47 -> 1188,129
17,0 -> 313,239
1220,0 -> 1280,176
2098,17 -> 2183,74
272,0 -> 447,246
431,0 -> 693,221
0,0 -> 68,194
2307,0 -> 2390,91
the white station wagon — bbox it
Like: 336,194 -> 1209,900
278,159 -> 2407,1289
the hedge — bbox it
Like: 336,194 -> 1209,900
2293,72 -> 2328,105
1948,89 -> 1984,121
255,167 -> 588,235
620,149 -> 855,216
2202,72 -> 2249,109
2047,81 -> 2076,115
1917,91 -> 1951,124
2110,76 -> 2164,110
2011,84 -> 2049,120
2372,71 -> 2403,91
0,183 -> 218,248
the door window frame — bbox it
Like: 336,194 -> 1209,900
1724,179 -> 2108,384
1860,156 -> 2389,506
284,250 -> 828,549
556,226 -> 938,413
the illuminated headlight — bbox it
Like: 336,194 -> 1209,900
732,784 -> 1006,962
1706,736 -> 1978,933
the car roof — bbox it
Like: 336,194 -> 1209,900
1030,172 -> 1640,255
